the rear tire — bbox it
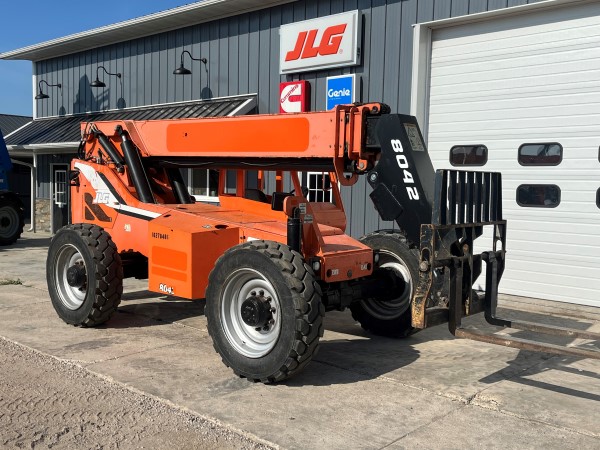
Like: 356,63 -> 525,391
47,224 -> 123,327
205,240 -> 324,383
0,194 -> 24,246
350,231 -> 419,338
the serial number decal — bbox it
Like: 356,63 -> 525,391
151,232 -> 169,240
403,123 -> 425,152
159,284 -> 175,295
391,139 -> 420,201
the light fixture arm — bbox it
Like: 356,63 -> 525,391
35,79 -> 62,100
96,65 -> 122,80
180,50 -> 207,66
38,80 -> 62,91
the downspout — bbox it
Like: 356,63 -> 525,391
32,152 -> 37,232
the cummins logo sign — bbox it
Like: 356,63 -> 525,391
280,10 -> 361,74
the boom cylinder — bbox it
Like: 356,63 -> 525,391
116,126 -> 155,204
94,130 -> 125,173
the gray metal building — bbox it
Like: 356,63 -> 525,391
1,0 -> 597,307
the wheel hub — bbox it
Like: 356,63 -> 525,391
241,295 -> 273,328
66,264 -> 86,288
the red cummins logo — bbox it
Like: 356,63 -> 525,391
285,24 -> 347,61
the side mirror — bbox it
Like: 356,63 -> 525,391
69,169 -> 80,187
271,192 -> 292,211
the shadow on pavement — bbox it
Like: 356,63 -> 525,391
106,292 -> 206,328
0,236 -> 52,251
478,309 -> 600,401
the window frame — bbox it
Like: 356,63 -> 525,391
518,142 -> 563,166
188,168 -> 220,203
449,144 -> 488,167
516,184 -> 561,208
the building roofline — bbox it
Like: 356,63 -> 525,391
0,0 -> 297,62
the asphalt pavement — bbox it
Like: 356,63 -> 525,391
0,231 -> 599,449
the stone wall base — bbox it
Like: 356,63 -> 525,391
35,198 -> 51,233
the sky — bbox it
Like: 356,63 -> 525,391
0,1 -> 195,117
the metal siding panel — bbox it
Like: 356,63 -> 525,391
209,22 -> 220,98
434,0 -> 452,20
238,15 -> 250,95
248,12 -> 260,107
358,0 -> 372,104
489,0 -> 509,10
182,28 -> 193,102
159,34 -> 168,104
192,25 -> 203,100
305,0 -> 318,19
219,20 -> 229,98
399,0 -> 418,113
418,0 -> 435,22
369,1 -> 386,104
229,17 -> 240,96
451,0 -> 470,17
383,2 -> 401,110
469,0 -> 488,14
259,12 -> 271,114
123,42 -> 132,109
201,24 -> 211,100
151,35 -> 160,105
344,0 -> 358,10
269,9 -> 282,113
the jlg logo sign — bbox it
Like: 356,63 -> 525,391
280,11 -> 361,74
285,24 -> 347,61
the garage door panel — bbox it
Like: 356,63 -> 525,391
426,2 -> 600,306
433,12 -> 600,48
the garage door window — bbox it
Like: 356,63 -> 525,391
517,184 -> 561,208
449,145 -> 488,166
518,143 -> 562,166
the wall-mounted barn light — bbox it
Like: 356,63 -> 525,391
90,65 -> 122,88
173,50 -> 207,75
35,80 -> 62,100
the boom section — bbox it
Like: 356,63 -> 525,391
83,103 -> 386,185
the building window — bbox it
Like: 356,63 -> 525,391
516,184 -> 561,208
597,188 -> 600,209
449,145 -> 488,166
307,172 -> 333,202
190,169 -> 219,201
518,143 -> 562,166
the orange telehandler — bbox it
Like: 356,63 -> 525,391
46,103 -> 600,382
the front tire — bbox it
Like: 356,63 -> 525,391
0,194 -> 24,246
47,224 -> 123,327
350,231 -> 419,338
205,241 -> 324,383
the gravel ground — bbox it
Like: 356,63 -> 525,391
0,337 -> 274,450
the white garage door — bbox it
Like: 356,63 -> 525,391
426,3 -> 600,307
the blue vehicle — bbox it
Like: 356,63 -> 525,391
0,129 -> 24,245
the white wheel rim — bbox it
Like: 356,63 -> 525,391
361,249 -> 412,320
221,268 -> 281,358
54,244 -> 88,310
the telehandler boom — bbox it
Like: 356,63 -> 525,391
46,103 -> 600,382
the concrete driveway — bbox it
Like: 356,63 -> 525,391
1,231 -> 599,449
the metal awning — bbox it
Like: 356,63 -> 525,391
0,114 -> 32,136
5,95 -> 257,155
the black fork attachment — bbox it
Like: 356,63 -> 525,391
414,169 -> 600,359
